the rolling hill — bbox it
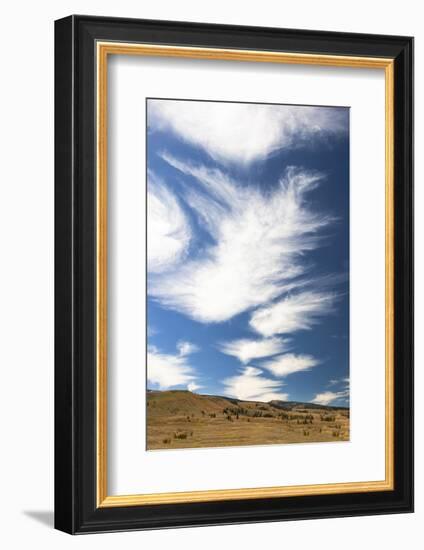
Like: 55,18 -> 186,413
146,390 -> 349,450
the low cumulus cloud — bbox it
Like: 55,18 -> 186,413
312,378 -> 349,405
147,345 -> 198,390
218,337 -> 289,364
261,353 -> 319,377
222,366 -> 289,402
311,390 -> 349,406
187,382 -> 202,393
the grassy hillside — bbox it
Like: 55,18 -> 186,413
147,390 -> 349,450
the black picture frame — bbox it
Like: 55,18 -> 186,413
55,14 -> 413,534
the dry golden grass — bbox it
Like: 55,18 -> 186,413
147,390 -> 349,450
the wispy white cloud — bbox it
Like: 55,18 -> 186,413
222,366 -> 289,403
311,389 -> 349,406
177,340 -> 200,357
218,337 -> 289,364
328,376 -> 349,387
187,382 -> 202,393
149,157 -> 333,323
147,325 -> 158,337
312,377 -> 349,405
249,290 -> 336,337
261,353 -> 319,377
149,100 -> 348,165
147,171 -> 191,273
147,345 -> 197,390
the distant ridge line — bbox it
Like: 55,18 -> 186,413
146,388 -> 349,411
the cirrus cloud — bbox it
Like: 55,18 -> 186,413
249,290 -> 336,337
147,171 -> 191,273
148,99 -> 348,165
148,156 -> 333,324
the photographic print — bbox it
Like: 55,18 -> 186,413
146,98 -> 350,450
55,18 -> 413,532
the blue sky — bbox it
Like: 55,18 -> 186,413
146,99 -> 349,406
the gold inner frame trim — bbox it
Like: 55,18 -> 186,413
96,42 -> 395,508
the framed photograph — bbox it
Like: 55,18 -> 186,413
54,15 -> 413,534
